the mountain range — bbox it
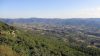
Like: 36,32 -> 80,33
0,18 -> 100,27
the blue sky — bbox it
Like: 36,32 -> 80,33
0,0 -> 100,18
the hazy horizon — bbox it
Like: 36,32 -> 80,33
0,0 -> 100,18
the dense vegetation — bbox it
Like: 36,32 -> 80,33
0,21 -> 100,56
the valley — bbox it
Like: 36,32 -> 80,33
0,18 -> 100,56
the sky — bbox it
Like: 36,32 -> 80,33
0,0 -> 100,18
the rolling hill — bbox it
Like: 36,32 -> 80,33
0,19 -> 100,56
1,18 -> 100,27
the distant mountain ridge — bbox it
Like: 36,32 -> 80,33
0,18 -> 100,27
